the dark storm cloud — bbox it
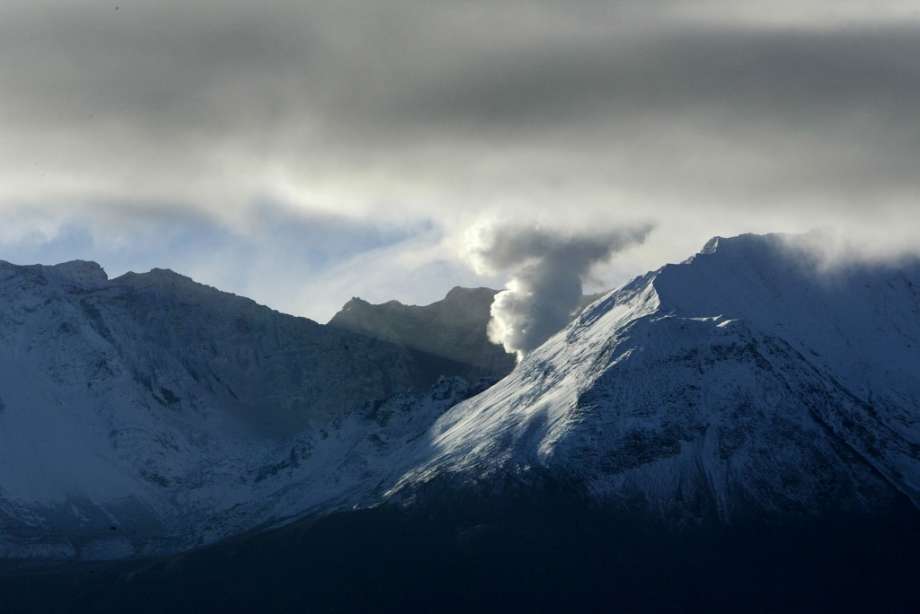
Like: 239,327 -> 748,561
5,4 -> 919,143
354,23 -> 920,203
388,25 -> 920,132
3,2 -> 919,200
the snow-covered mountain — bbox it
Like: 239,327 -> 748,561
0,261 -> 481,559
393,233 -> 920,520
1,233 -> 918,562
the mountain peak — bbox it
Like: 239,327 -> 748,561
699,235 -> 724,255
113,267 -> 200,289
0,259 -> 109,287
341,296 -> 372,310
697,232 -> 792,258
49,260 -> 109,286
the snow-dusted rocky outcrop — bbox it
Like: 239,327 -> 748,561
393,234 -> 920,520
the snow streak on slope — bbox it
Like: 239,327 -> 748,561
393,234 -> 920,519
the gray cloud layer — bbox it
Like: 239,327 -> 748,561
1,1 -> 918,318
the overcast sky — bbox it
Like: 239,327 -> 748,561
2,1 -> 919,320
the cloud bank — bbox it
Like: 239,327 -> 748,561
1,1 -> 919,318
466,221 -> 653,359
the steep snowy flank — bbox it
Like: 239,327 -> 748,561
394,234 -> 920,519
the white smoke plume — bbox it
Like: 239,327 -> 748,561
464,221 -> 654,361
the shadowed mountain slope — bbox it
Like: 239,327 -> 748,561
329,286 -> 517,380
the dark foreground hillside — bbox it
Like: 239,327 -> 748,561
2,489 -> 917,614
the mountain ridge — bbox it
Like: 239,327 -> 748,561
0,233 -> 917,562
